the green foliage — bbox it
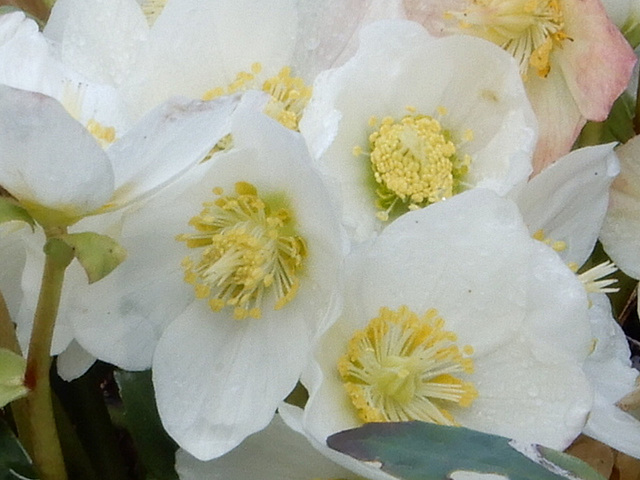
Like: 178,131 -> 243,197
0,349 -> 27,408
115,370 -> 178,480
0,419 -> 37,480
0,198 -> 35,230
327,421 -> 606,480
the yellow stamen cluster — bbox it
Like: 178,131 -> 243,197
61,81 -> 117,147
338,306 -> 477,426
355,112 -> 471,221
202,63 -> 312,131
577,261 -> 619,295
86,119 -> 116,147
447,0 -> 569,78
532,229 -> 567,252
177,182 -> 307,320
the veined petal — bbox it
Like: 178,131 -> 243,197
558,0 -> 636,122
0,85 -> 114,226
105,94 -> 239,210
44,0 -> 149,86
513,143 -> 620,266
601,135 -> 640,279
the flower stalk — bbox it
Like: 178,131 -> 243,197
23,227 -> 71,480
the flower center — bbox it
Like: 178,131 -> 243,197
354,109 -> 472,221
446,0 -> 569,78
202,63 -> 312,131
338,306 -> 477,426
177,181 -> 307,320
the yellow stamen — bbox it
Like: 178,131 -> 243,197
446,0 -> 569,79
177,182 -> 307,319
202,63 -> 312,131
354,113 -> 471,221
338,306 -> 477,425
138,0 -> 167,26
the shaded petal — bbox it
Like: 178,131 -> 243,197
176,414 -> 359,480
105,94 -> 239,210
122,0 -> 297,118
44,0 -> 148,86
601,135 -> 640,279
55,340 -> 96,381
0,85 -> 114,225
513,143 -> 620,266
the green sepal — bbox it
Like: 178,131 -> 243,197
43,237 -> 75,269
0,348 -> 28,408
0,198 -> 35,230
54,232 -> 127,284
0,418 -> 38,480
622,18 -> 640,49
327,421 -> 606,480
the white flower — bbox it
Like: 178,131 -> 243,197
51,96 -> 345,459
300,20 -> 537,242
45,0 -> 405,126
299,188 -> 594,452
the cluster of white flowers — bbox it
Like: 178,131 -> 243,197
1,0 -> 640,479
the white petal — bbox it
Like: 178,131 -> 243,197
300,20 -> 535,241
106,94 -> 239,209
453,338 -> 591,451
0,85 -> 114,224
175,414 -> 358,480
122,0 -> 297,118
513,143 -> 619,266
601,135 -> 640,279
44,0 -> 148,86
0,224 -> 27,321
55,340 -> 96,381
153,301 -> 309,460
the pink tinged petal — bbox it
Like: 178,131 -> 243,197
44,0 -> 149,86
527,66 -> 586,173
105,94 -> 239,210
0,85 -> 114,225
514,143 -> 620,266
175,415 -> 358,480
559,0 -> 636,122
600,135 -> 640,279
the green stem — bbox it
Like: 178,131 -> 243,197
0,289 -> 33,454
24,228 -> 70,480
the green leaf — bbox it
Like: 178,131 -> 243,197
57,232 -> 127,284
0,349 -> 28,408
0,418 -> 38,480
327,421 -> 607,480
0,198 -> 35,230
115,370 -> 178,480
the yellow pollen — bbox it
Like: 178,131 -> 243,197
338,306 -> 477,426
202,63 -> 312,131
86,119 -> 116,147
446,0 -> 569,78
532,229 -> 566,252
177,182 -> 307,319
355,113 -> 471,221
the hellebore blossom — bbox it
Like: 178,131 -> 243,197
510,142 -> 640,458
300,20 -> 537,242
53,96 -> 345,460
402,0 -> 637,172
298,188 -> 595,452
1,82 -> 239,376
45,0 -> 404,127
